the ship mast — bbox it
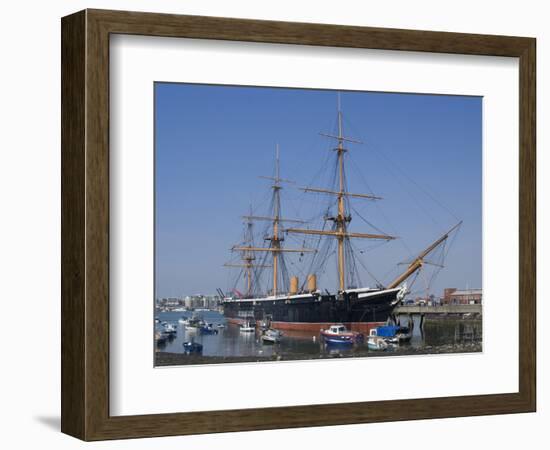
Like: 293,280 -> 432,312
286,95 -> 396,292
386,221 -> 462,289
232,146 -> 315,297
272,145 -> 282,296
335,97 -> 347,291
224,208 -> 271,297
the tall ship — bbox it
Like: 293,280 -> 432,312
221,99 -> 461,333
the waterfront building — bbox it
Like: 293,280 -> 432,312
442,288 -> 482,305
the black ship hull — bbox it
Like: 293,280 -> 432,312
222,287 -> 402,333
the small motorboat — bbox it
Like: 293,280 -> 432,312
200,323 -> 219,334
216,323 -> 225,328
155,331 -> 168,346
240,318 -> 256,333
163,323 -> 177,335
178,316 -> 187,324
155,330 -> 176,347
374,325 -> 401,343
373,325 -> 411,344
320,324 -> 363,344
185,316 -> 205,330
182,339 -> 203,354
367,329 -> 389,351
261,328 -> 283,344
162,330 -> 176,341
259,315 -> 274,331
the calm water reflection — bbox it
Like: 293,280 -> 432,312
155,310 -> 482,361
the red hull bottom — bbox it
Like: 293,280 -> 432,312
226,317 -> 385,334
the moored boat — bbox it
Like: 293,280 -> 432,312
320,324 -> 363,344
373,324 -> 412,344
259,317 -> 272,331
239,318 -> 256,333
200,323 -> 219,334
185,316 -> 205,331
367,329 -> 389,351
155,331 -> 168,346
163,323 -> 178,335
182,339 -> 203,354
261,328 -> 283,344
375,325 -> 400,344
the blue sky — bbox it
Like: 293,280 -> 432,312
155,83 -> 482,298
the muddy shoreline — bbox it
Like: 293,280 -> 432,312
155,342 -> 482,366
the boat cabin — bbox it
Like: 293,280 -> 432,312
328,324 -> 348,334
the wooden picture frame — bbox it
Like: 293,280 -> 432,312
61,9 -> 536,441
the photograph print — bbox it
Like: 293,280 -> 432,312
154,84 -> 482,366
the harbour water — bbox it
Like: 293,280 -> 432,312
154,310 -> 482,365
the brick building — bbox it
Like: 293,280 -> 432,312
442,288 -> 482,305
